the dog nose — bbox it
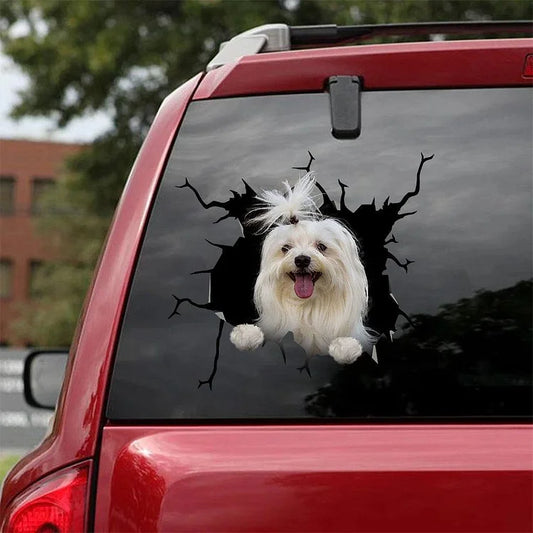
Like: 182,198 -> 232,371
294,255 -> 311,268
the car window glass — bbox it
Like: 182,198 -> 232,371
107,89 -> 532,420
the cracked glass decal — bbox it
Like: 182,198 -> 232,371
169,153 -> 433,387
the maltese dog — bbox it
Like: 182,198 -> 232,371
230,174 -> 373,364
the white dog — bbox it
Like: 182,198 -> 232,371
230,174 -> 373,364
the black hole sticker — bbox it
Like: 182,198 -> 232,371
169,152 -> 434,389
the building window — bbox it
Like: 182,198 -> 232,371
0,176 -> 16,215
31,178 -> 56,214
29,260 -> 44,299
0,259 -> 13,298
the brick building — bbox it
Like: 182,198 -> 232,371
0,139 -> 83,345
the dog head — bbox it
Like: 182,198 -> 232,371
258,217 -> 367,304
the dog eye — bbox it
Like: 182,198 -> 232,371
316,242 -> 327,253
281,244 -> 292,254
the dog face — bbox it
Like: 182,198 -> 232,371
256,218 -> 366,305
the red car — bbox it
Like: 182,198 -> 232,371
2,22 -> 532,532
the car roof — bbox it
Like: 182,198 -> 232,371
207,21 -> 533,71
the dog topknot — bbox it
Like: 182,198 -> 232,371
249,173 -> 320,232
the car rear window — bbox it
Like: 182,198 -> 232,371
107,88 -> 532,421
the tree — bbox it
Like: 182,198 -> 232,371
1,0 -> 530,345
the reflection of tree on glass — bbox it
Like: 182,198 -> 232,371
170,153 -> 433,388
305,280 -> 533,418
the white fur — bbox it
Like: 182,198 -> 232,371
230,324 -> 264,351
250,173 -> 319,231
329,337 -> 363,365
231,176 -> 373,364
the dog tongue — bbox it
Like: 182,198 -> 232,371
294,273 -> 314,299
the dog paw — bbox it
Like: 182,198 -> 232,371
329,337 -> 363,365
230,324 -> 264,351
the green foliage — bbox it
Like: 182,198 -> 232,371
0,455 -> 21,485
11,177 -> 111,346
1,0 -> 530,345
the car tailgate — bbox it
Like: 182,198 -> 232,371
93,424 -> 532,532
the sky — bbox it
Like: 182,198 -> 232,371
0,51 -> 111,143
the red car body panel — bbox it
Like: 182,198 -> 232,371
1,37 -> 532,530
93,425 -> 532,532
194,39 -> 533,100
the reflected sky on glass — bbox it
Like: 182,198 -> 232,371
108,88 -> 532,420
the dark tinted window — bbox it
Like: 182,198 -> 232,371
29,260 -> 44,299
0,259 -> 13,299
0,176 -> 15,215
108,89 -> 532,420
31,178 -> 56,214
